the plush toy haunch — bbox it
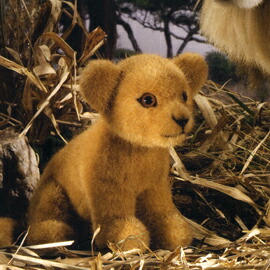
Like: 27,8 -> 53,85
27,53 -> 208,251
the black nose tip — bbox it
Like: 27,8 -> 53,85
173,116 -> 189,129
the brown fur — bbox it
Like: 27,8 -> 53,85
27,53 -> 208,251
0,218 -> 18,246
200,0 -> 270,79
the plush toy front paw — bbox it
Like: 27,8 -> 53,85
152,214 -> 193,250
95,217 -> 150,251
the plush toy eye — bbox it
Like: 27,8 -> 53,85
137,93 -> 157,108
182,91 -> 188,103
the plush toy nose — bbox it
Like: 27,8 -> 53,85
173,116 -> 189,129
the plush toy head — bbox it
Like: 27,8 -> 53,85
80,53 -> 208,148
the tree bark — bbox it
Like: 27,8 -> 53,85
0,129 -> 39,220
87,0 -> 118,59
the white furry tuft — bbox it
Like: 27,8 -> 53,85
200,0 -> 270,76
232,0 -> 264,8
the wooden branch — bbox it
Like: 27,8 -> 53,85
117,17 -> 142,53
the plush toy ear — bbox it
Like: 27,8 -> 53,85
172,53 -> 208,96
80,60 -> 122,113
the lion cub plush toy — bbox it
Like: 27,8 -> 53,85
27,53 -> 208,251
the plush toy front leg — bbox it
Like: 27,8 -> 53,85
138,186 -> 193,250
93,217 -> 150,251
91,187 -> 150,251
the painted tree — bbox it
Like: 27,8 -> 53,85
117,0 -> 205,57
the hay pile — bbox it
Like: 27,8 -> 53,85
0,0 -> 270,269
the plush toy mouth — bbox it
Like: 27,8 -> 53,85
163,133 -> 185,138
